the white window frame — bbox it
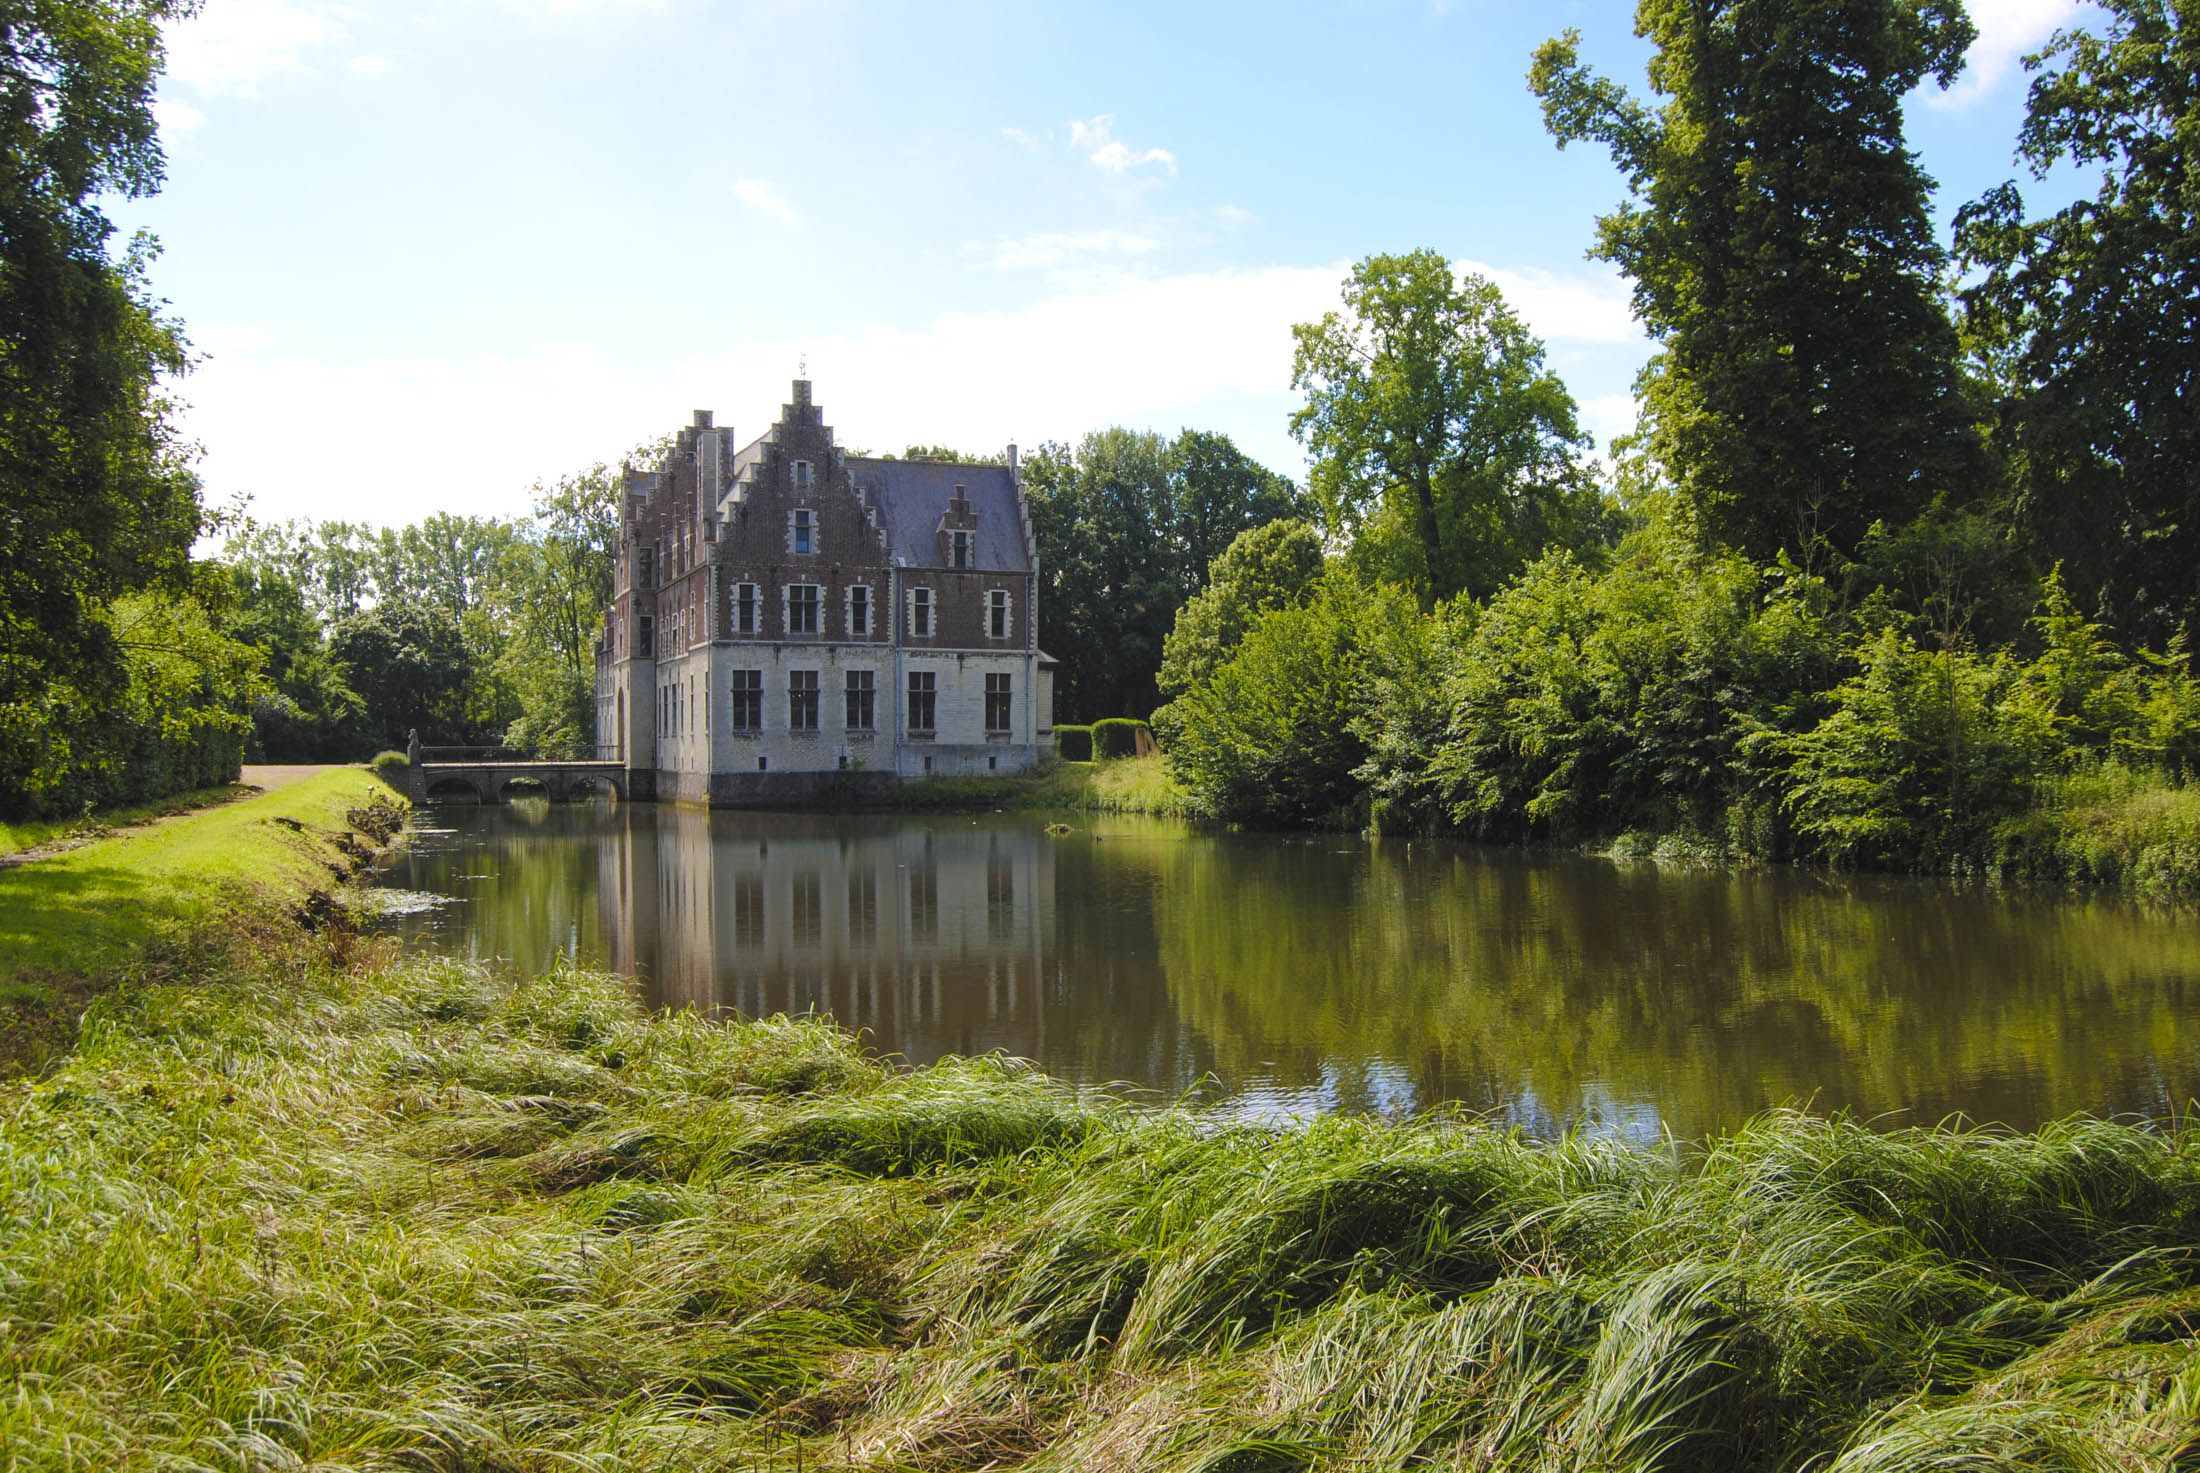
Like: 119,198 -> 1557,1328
792,459 -> 814,488
846,583 -> 872,637
986,588 -> 1013,641
790,506 -> 816,556
733,581 -> 758,634
784,582 -> 822,636
950,530 -> 972,569
907,585 -> 934,638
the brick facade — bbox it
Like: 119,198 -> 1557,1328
594,379 -> 1056,806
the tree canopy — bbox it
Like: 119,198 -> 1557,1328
1290,250 -> 1599,605
1955,0 -> 2200,647
1530,0 -> 1983,565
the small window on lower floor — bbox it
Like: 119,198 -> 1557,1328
908,670 -> 936,733
985,672 -> 1012,732
729,669 -> 762,730
789,669 -> 820,731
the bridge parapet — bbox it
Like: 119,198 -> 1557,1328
411,760 -> 631,805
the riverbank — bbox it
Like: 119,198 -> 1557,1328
894,752 -> 1189,815
3,795 -> 2196,1467
0,767 -> 403,1074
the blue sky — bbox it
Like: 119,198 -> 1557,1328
122,0 -> 2097,531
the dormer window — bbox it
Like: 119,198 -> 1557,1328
792,460 -> 814,488
792,507 -> 814,555
950,530 -> 971,569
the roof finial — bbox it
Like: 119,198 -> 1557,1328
798,350 -> 808,379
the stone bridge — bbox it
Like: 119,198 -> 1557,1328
407,758 -> 640,805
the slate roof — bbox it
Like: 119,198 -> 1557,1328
844,457 -> 1031,573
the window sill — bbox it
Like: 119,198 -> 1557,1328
907,730 -> 936,742
985,730 -> 1015,741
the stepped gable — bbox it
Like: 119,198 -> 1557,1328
846,455 -> 1027,572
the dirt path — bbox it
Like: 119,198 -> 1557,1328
1,766 -> 349,871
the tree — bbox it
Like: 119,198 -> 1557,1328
0,0 -> 206,810
1290,251 -> 1599,604
1167,430 -> 1315,592
328,599 -> 475,752
1530,1 -> 1984,565
1953,0 -> 2200,647
498,464 -> 619,756
1157,519 -> 1327,697
1024,429 -> 1185,720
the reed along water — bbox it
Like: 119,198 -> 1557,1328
373,801 -> 2200,1139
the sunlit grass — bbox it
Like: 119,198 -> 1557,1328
895,753 -> 1189,816
2,925 -> 2193,1469
0,781 -> 259,857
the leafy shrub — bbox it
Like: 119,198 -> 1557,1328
1162,579 -> 1397,825
1055,725 -> 1093,762
1092,718 -> 1150,760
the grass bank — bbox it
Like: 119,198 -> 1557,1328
895,752 -> 1189,816
3,942 -> 2197,1466
0,766 -> 403,1074
0,780 -> 262,858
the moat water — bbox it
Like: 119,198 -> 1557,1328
373,800 -> 2200,1139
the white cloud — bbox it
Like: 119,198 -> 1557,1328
163,0 -> 346,96
1214,203 -> 1259,229
346,54 -> 393,76
1067,115 -> 1177,177
1458,259 -> 1644,346
154,96 -> 208,137
989,227 -> 1161,271
180,266 -> 1347,529
1927,0 -> 2089,108
732,178 -> 798,223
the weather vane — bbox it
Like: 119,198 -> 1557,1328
799,351 -> 808,379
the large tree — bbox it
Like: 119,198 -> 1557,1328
1530,0 -> 1983,565
1954,0 -> 2200,647
0,0 -> 205,808
1290,250 -> 1598,605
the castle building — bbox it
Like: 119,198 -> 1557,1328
594,379 -> 1056,804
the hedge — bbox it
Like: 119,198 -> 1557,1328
1092,718 -> 1150,760
1054,725 -> 1093,762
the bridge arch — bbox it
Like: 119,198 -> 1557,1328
424,775 -> 483,804
567,772 -> 624,801
498,775 -> 553,803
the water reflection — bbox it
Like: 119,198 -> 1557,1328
377,802 -> 2200,1137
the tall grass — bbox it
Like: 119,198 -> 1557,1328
2,915 -> 2193,1470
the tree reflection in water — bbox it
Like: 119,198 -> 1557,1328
378,803 -> 2200,1138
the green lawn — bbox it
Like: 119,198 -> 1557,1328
0,781 -> 262,857
895,753 -> 1190,815
0,766 -> 402,1072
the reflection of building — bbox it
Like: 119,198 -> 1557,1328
593,379 -> 1057,806
597,810 -> 1066,1067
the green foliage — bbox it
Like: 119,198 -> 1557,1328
1419,534 -> 1838,845
1159,519 -> 1327,698
1091,718 -> 1151,761
1162,577 -> 1405,825
1290,250 -> 1602,603
1777,629 -> 2056,870
1531,1 -> 1984,564
0,0 -> 209,813
328,598 -> 476,752
1026,428 -> 1311,721
1955,0 -> 2200,648
1054,724 -> 1093,762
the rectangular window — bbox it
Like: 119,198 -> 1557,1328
908,670 -> 936,734
793,459 -> 813,487
909,587 -> 933,637
951,530 -> 971,569
789,669 -> 820,730
986,673 -> 1012,732
846,669 -> 875,730
729,669 -> 762,730
638,616 -> 655,659
848,584 -> 870,636
988,589 -> 1010,640
788,583 -> 820,635
735,582 -> 757,634
792,507 -> 814,555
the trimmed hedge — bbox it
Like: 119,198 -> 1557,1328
1092,718 -> 1151,760
1054,725 -> 1093,762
